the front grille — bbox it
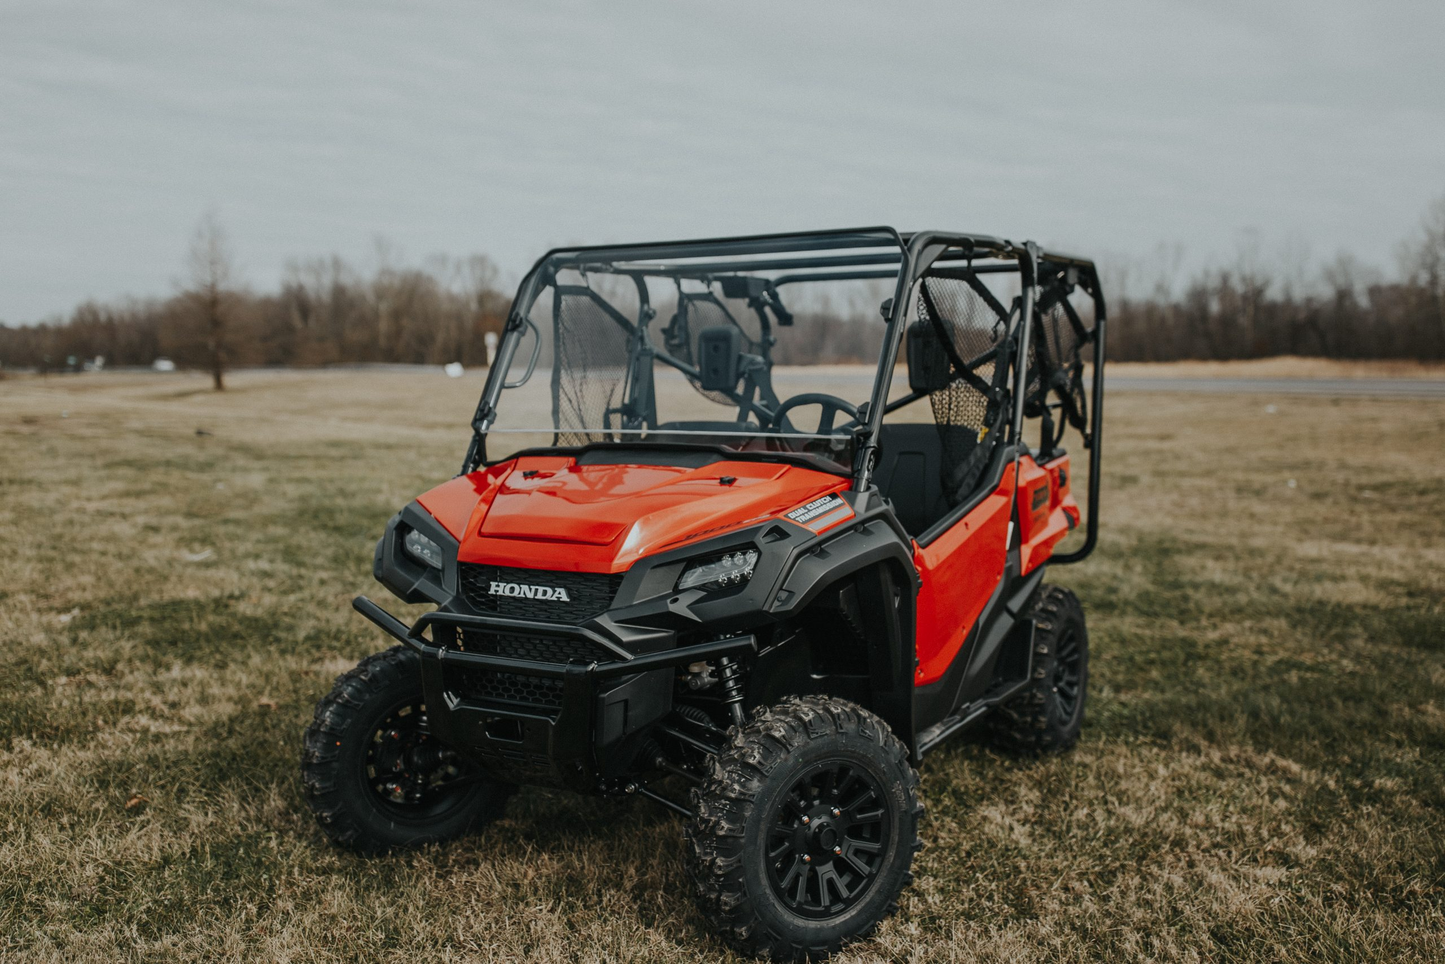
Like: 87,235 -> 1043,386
460,630 -> 606,664
447,630 -> 612,712
452,666 -> 565,710
458,564 -> 624,623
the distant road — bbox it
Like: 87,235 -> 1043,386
768,369 -> 1445,399
10,366 -> 1442,400
1105,377 -> 1445,399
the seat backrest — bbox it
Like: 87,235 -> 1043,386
874,423 -> 952,537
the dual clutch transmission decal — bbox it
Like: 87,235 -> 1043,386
784,493 -> 855,533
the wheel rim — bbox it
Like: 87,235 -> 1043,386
764,760 -> 891,920
1052,626 -> 1083,720
364,699 -> 477,820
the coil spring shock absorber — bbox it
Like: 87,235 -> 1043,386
716,656 -> 747,728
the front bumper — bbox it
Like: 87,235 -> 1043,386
352,596 -> 754,791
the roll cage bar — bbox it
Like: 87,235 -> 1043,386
463,227 -> 1106,565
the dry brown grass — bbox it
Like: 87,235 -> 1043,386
2,369 -> 1442,962
1108,355 -> 1445,380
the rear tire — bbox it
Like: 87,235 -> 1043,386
684,696 -> 923,961
989,584 -> 1089,754
301,646 -> 513,854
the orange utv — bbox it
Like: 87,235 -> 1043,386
303,229 -> 1105,960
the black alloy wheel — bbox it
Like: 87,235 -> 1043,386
364,698 -> 475,820
302,646 -> 514,854
1051,622 -> 1084,721
764,761 -> 891,920
685,696 -> 923,961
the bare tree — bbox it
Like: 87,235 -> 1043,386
1400,195 -> 1445,355
188,212 -> 235,390
13,195 -> 1445,371
461,254 -> 508,364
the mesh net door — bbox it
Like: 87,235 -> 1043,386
550,286 -> 635,445
1025,284 -> 1096,443
914,275 -> 1015,503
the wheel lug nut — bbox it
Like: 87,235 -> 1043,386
831,807 -> 841,817
801,816 -> 810,824
834,846 -> 842,855
803,855 -> 811,863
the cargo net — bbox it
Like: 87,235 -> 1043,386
1025,285 -> 1095,449
662,292 -> 764,406
916,275 -> 1014,503
551,286 -> 634,445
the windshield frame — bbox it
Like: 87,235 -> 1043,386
461,227 -> 1047,491
465,228 -> 910,477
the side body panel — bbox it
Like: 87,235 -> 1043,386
1016,454 -> 1080,576
911,462 -> 1016,686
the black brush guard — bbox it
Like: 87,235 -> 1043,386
352,595 -> 754,791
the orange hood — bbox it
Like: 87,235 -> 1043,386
416,455 -> 848,573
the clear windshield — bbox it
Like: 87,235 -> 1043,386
484,231 -> 906,473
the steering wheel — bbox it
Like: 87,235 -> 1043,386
768,393 -> 860,435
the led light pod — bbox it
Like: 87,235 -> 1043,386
677,549 -> 759,593
402,528 -> 444,570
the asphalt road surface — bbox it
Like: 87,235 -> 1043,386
765,369 -> 1445,400
29,366 -> 1442,400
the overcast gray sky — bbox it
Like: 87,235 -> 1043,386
3,0 -> 1443,322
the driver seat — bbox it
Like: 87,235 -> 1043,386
875,422 -> 978,537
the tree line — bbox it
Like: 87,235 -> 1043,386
1104,197 -> 1445,362
3,198 -> 1443,376
0,222 -> 511,379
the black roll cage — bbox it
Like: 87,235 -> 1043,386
463,227 -> 1106,565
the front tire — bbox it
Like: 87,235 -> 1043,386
301,646 -> 513,854
685,696 -> 923,961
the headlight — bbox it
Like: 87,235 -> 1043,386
677,549 -> 758,592
403,528 -> 443,570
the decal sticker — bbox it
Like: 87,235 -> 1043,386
784,493 -> 855,533
1031,486 -> 1050,511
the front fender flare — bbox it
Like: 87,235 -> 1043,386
767,508 -> 920,754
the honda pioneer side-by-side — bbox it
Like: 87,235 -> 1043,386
302,228 -> 1105,960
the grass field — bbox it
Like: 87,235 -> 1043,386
2,369 -> 1443,962
1105,356 -> 1445,380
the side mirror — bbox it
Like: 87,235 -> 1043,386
697,325 -> 742,392
906,320 -> 952,394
